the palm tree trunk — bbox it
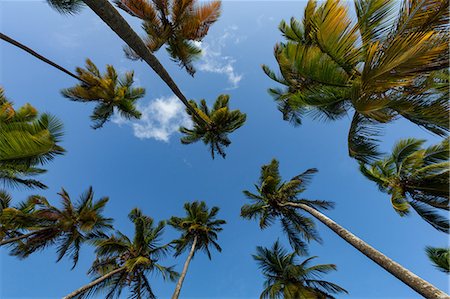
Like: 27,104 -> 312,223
63,266 -> 126,299
81,0 -> 209,128
286,202 -> 449,299
0,32 -> 87,84
0,229 -> 44,246
172,235 -> 197,299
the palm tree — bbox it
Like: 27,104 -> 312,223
116,0 -> 221,76
360,138 -> 449,232
64,208 -> 178,299
0,87 -> 64,189
241,159 -> 448,299
263,0 -> 449,162
0,33 -> 147,129
253,240 -> 347,299
168,201 -> 226,299
1,187 -> 112,269
426,247 -> 450,273
179,95 -> 247,158
62,59 -> 145,129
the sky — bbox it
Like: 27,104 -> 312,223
0,1 -> 449,298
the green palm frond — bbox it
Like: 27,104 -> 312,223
425,246 -> 450,273
253,240 -> 347,299
241,159 -> 334,253
180,95 -> 246,159
61,59 -> 145,129
264,0 -> 449,162
360,137 -> 449,232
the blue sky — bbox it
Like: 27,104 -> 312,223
0,1 -> 448,298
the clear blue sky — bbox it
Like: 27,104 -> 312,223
0,1 -> 448,298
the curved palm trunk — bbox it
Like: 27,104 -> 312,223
63,266 -> 126,299
172,235 -> 197,299
286,202 -> 449,299
0,32 -> 86,84
0,229 -> 47,246
81,0 -> 208,128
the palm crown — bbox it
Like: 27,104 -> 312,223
254,240 -> 347,299
180,95 -> 246,159
241,159 -> 334,253
359,138 -> 449,233
9,187 -> 113,268
78,208 -> 178,299
169,201 -> 225,259
263,0 -> 449,162
0,87 -> 64,189
62,59 -> 145,129
116,0 -> 221,75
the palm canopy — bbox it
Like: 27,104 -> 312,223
241,159 -> 334,253
7,187 -> 113,268
263,0 -> 449,162
74,208 -> 178,299
254,240 -> 347,299
62,59 -> 145,129
180,94 -> 246,159
425,246 -> 450,273
169,201 -> 225,259
359,138 -> 449,232
116,0 -> 221,75
0,87 -> 64,189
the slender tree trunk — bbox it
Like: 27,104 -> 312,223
81,0 -> 209,127
0,32 -> 87,84
172,235 -> 197,299
285,202 -> 449,299
63,266 -> 126,299
0,229 -> 44,246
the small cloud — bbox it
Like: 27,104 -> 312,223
195,26 -> 244,89
112,95 -> 192,142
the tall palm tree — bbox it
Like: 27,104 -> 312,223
62,59 -> 145,129
116,0 -> 221,76
360,138 -> 449,232
263,0 -> 449,162
1,187 -> 113,269
0,87 -> 64,189
426,247 -> 450,274
241,159 -> 448,299
253,240 -> 347,299
179,95 -> 246,158
0,34 -> 146,128
168,201 -> 226,299
63,208 -> 178,299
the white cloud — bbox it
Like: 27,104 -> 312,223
196,26 -> 244,89
112,96 -> 192,142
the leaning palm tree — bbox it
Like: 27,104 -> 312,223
0,35 -> 145,129
263,0 -> 449,162
62,59 -> 145,129
360,138 -> 449,232
116,0 -> 221,76
241,159 -> 447,299
0,87 -> 64,189
180,95 -> 246,158
426,247 -> 450,274
168,201 -> 226,299
254,240 -> 347,299
2,187 -> 112,269
64,208 -> 178,299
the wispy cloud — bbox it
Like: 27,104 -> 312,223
195,26 -> 245,89
112,96 -> 192,142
